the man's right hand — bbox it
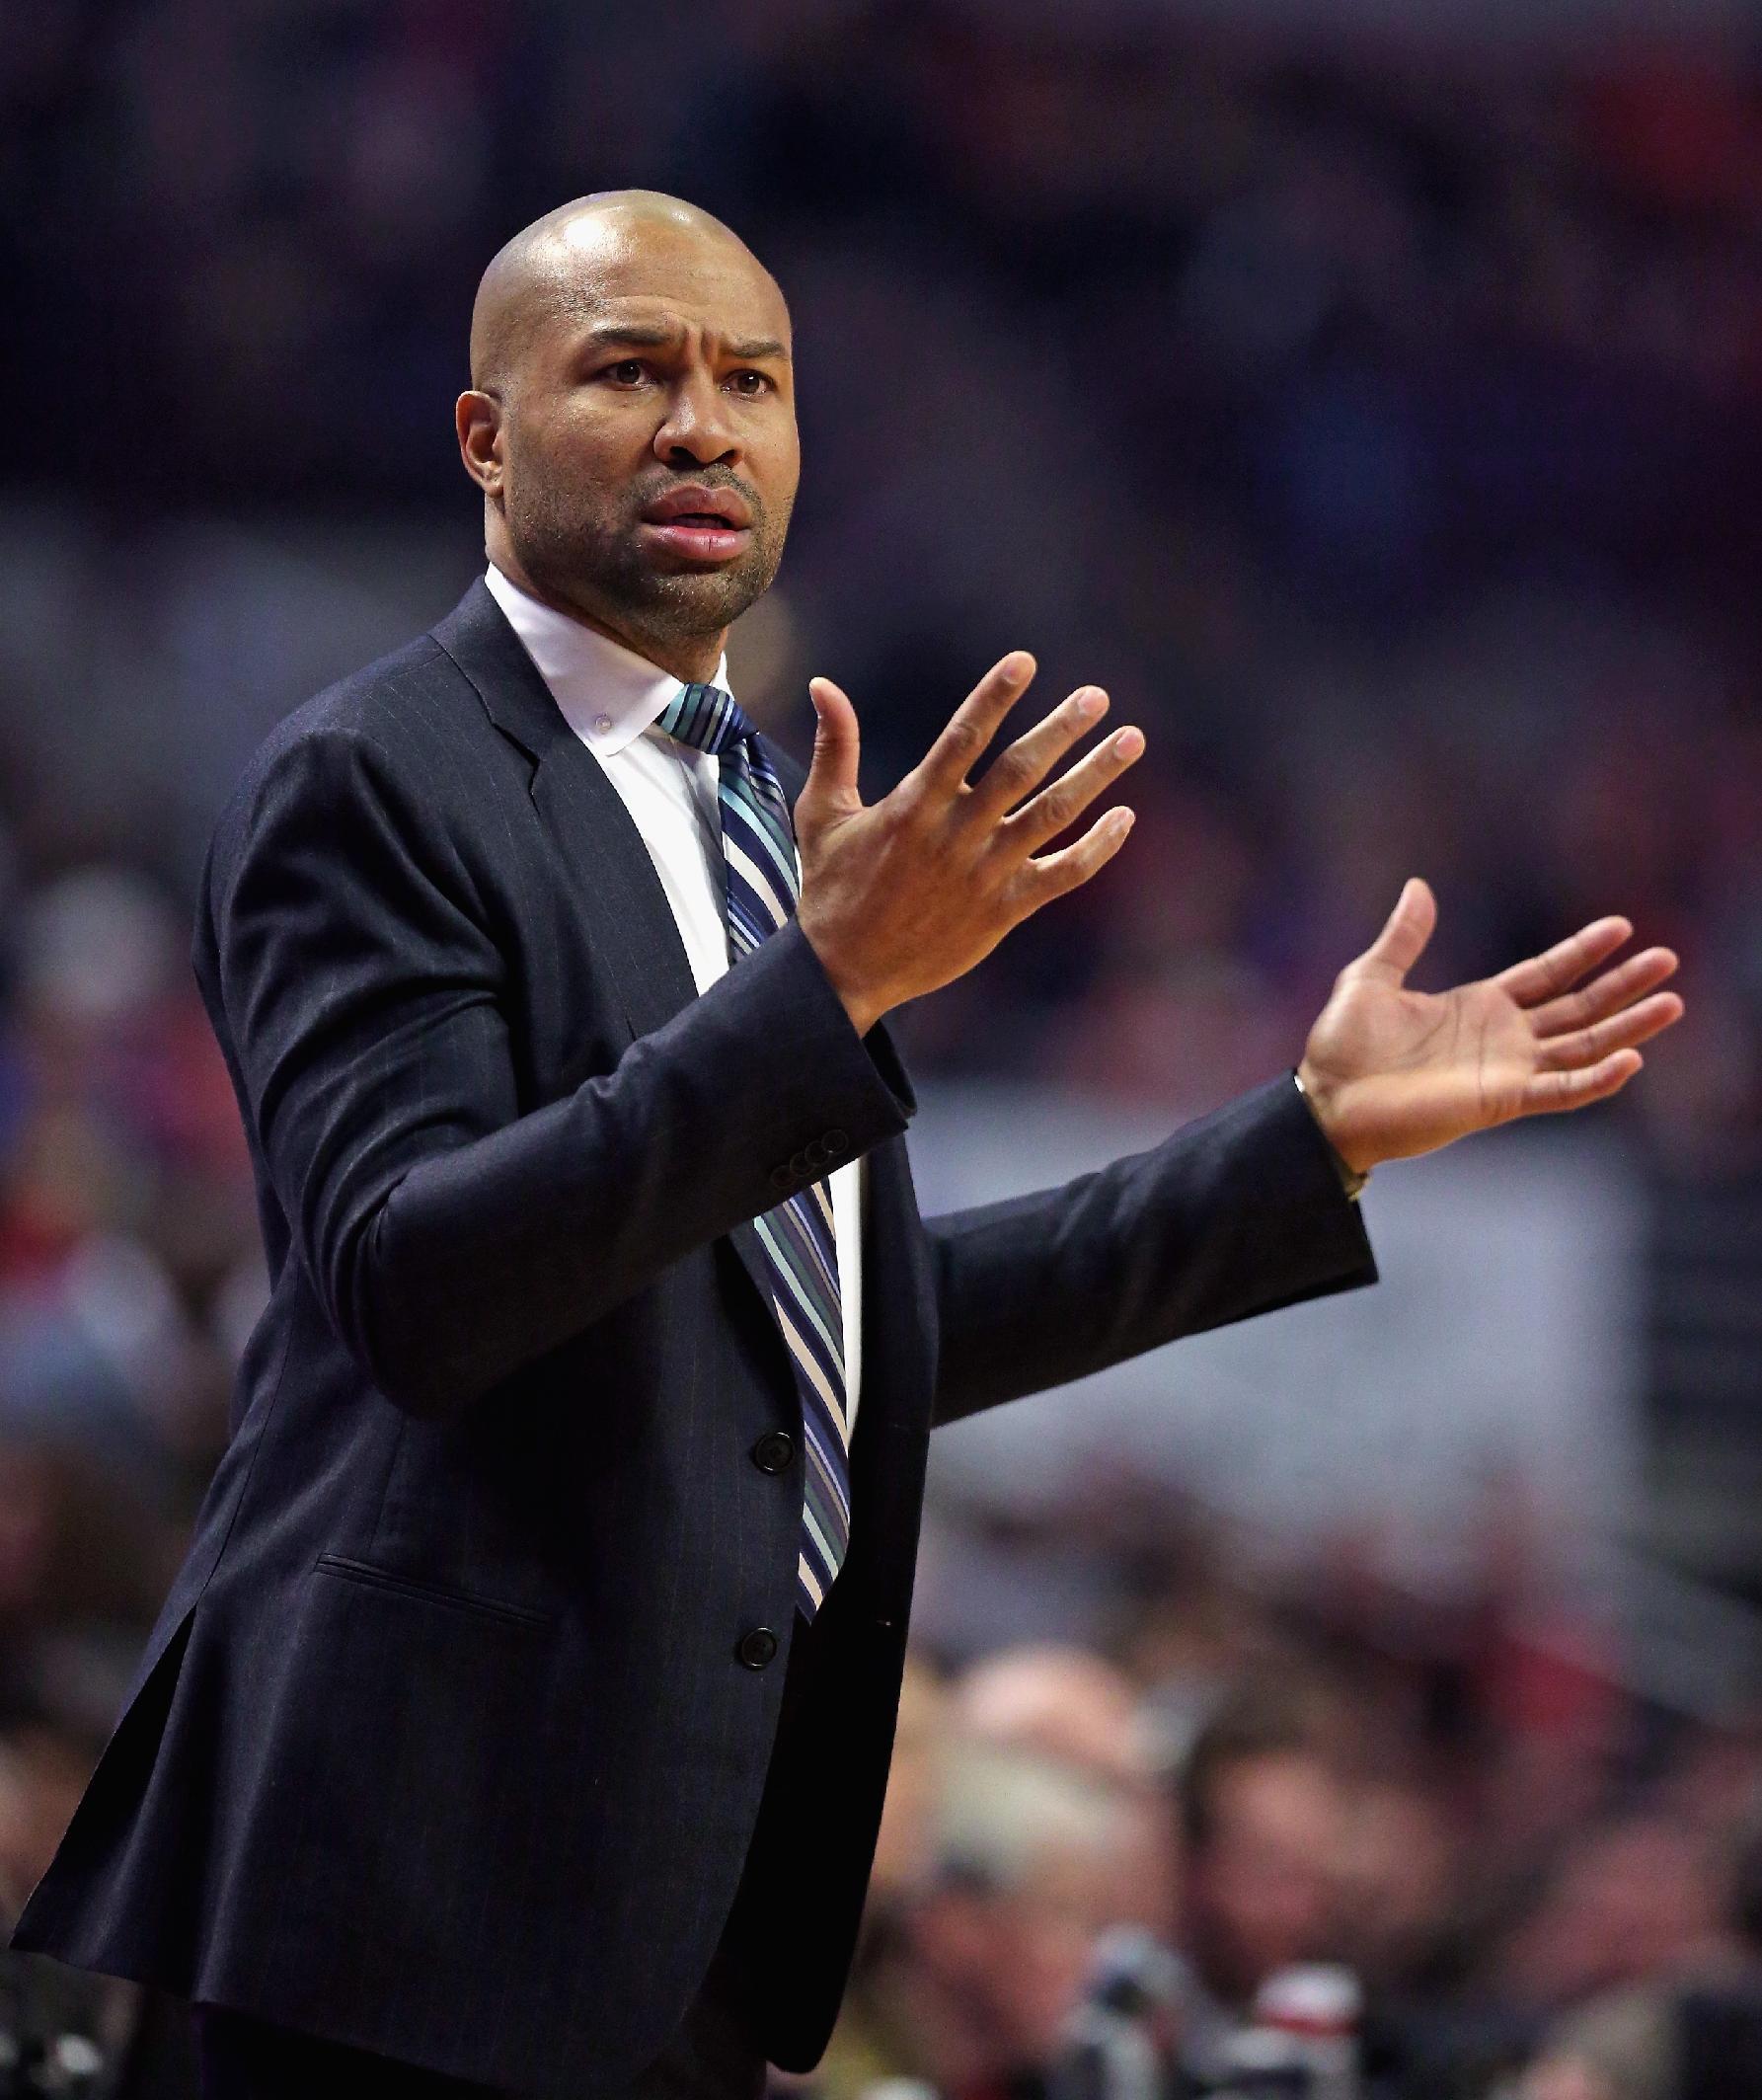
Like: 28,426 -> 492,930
793,652 -> 1144,1038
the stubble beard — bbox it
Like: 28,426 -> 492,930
508,478 -> 790,658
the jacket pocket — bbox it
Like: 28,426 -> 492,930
314,1553 -> 556,1631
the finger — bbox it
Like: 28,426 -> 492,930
1534,990 -> 1684,1072
964,684 -> 1111,825
1518,1049 -> 1644,1117
800,677 -> 864,821
1349,877 -> 1437,986
1530,947 -> 1679,1040
913,652 -> 1036,797
1011,804 -> 1136,910
999,724 -> 1145,853
1496,916 -> 1633,1007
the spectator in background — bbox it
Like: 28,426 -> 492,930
1164,1688 -> 1351,2083
954,1647 -> 1149,1789
1497,1816 -> 1726,2019
1333,1775 -> 1463,2003
819,1743 -> 1143,2100
1050,1685 -> 1352,2095
953,1645 -> 1174,1935
1523,1803 -> 1762,2100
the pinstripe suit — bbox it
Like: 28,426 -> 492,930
10,582 -> 1377,2097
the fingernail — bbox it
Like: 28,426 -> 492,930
1076,688 -> 1107,720
1113,728 -> 1144,758
1110,806 -> 1135,835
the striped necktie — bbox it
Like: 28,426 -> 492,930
656,680 -> 850,1620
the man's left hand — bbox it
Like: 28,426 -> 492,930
1297,878 -> 1683,1176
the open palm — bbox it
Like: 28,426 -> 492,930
1299,879 -> 1684,1176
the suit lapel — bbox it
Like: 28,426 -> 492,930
430,581 -> 785,1326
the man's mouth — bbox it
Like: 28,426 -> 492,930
638,485 -> 756,566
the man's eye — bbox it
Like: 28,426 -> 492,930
603,360 -> 648,386
728,369 -> 772,397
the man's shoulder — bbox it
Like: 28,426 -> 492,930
262,624 -> 479,772
206,602 -> 522,876
240,583 -> 521,789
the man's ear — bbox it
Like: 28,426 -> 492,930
455,391 -> 504,496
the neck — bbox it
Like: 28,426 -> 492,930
488,549 -> 725,684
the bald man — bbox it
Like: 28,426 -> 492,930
11,194 -> 1679,2099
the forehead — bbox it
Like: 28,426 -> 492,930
545,213 -> 790,346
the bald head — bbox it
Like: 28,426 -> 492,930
956,1646 -> 1152,1788
455,190 -> 800,682
469,192 -> 782,397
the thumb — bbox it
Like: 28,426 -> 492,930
799,677 -> 864,826
1355,876 -> 1437,985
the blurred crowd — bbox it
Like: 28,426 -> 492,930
0,864 -> 1754,2095
0,0 -> 1759,2094
806,1544 -> 1762,2100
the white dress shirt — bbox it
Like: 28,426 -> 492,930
483,564 -> 865,1429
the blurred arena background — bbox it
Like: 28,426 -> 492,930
1,2 -> 1759,2095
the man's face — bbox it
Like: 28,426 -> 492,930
1183,1752 -> 1347,2004
916,1845 -> 1139,2072
468,212 -> 799,664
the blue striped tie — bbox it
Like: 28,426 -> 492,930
657,681 -> 850,1619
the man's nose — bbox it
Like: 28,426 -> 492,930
652,375 -> 740,469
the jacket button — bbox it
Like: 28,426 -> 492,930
751,1430 -> 796,1474
736,1626 -> 779,1671
804,1140 -> 829,1170
822,1128 -> 849,1158
768,1165 -> 794,1193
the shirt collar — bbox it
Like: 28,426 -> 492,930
483,564 -> 733,758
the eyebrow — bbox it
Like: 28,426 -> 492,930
579,323 -> 789,362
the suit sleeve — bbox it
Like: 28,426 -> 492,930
202,728 -> 911,1420
926,1075 -> 1377,1427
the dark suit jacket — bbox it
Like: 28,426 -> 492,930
11,582 -> 1376,2097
